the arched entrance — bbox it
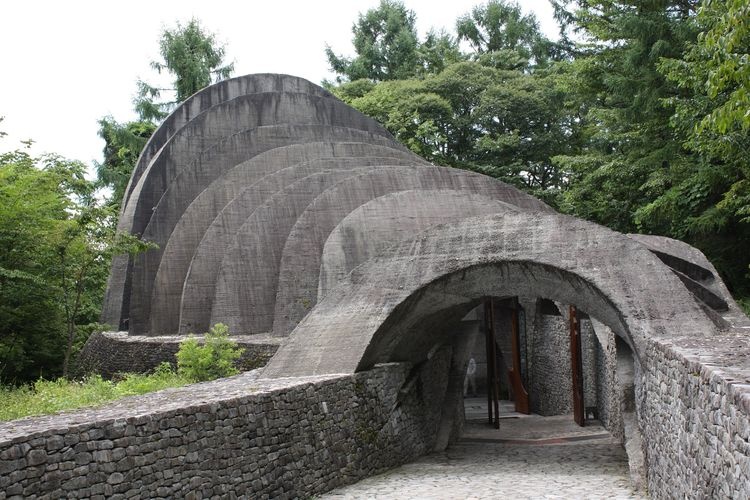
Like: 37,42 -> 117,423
263,211 -> 719,488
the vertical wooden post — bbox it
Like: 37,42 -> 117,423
484,299 -> 494,426
569,305 -> 585,427
488,298 -> 500,429
509,297 -> 530,414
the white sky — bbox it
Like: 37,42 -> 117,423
0,0 -> 558,166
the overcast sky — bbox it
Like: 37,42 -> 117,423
1,0 -> 558,166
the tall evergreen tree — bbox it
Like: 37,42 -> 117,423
97,19 -> 233,211
135,18 -> 234,121
551,0 -> 700,232
326,0 -> 421,82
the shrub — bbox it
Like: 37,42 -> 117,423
176,323 -> 244,382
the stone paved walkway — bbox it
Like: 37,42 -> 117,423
322,404 -> 644,499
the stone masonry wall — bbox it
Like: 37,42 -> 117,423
0,356 -> 449,499
76,332 -> 280,378
530,314 -> 572,416
593,322 -> 623,442
640,334 -> 750,499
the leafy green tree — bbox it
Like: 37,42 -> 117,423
350,79 -> 453,161
0,150 -> 151,382
326,0 -> 420,82
417,29 -> 465,76
95,118 -> 155,210
135,18 -> 234,121
98,19 -> 233,211
551,0 -> 699,231
651,0 -> 750,297
456,0 -> 554,68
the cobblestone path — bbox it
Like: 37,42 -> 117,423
322,412 -> 644,499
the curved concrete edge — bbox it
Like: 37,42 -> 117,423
273,166 -> 549,336
627,233 -> 750,328
626,234 -> 718,276
317,189 -> 517,298
122,74 -> 334,209
125,127 -> 412,335
263,212 -> 717,378
104,124 -> 409,331
208,166 -> 418,336
124,91 -> 396,244
147,144 -> 420,336
111,90 -> 405,332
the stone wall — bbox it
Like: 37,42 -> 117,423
0,356 -> 449,499
640,334 -> 750,499
530,314 -> 572,415
76,332 -> 280,378
592,321 -> 622,442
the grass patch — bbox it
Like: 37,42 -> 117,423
0,324 -> 245,422
0,363 -> 192,422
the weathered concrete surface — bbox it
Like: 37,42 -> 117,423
264,212 -> 717,377
106,92 -> 401,331
148,142 -> 421,335
121,124 -> 409,334
272,166 -> 551,336
208,167 -> 381,335
628,233 -> 750,329
317,190 -> 517,298
122,74 -> 333,209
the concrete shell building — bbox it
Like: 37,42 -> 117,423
59,73 -> 750,497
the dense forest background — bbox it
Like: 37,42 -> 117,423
1,0 -> 748,384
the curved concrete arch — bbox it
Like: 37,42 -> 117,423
272,166 -> 553,336
123,92 -> 395,245
176,159 -> 424,336
147,144 -> 421,335
318,189 -> 517,297
263,212 -> 718,378
123,74 -> 333,209
208,167 -> 396,335
128,133 -> 417,336
103,124 -> 405,331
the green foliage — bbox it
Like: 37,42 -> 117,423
456,0 -> 554,66
176,323 -> 244,382
326,0 -> 420,82
0,364 -> 190,422
0,150 -> 152,383
135,18 -> 234,121
95,117 -> 156,210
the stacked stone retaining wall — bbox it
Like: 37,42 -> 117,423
76,332 -> 280,378
641,333 -> 750,499
0,353 -> 449,499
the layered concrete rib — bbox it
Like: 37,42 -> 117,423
122,74 -> 333,209
207,168 -> 390,335
317,190 -> 517,297
98,72 -> 744,396
263,213 -> 718,378
628,234 -> 750,328
128,128 -> 414,335
104,87 -> 398,330
147,143 -> 422,335
271,165 -> 552,336
126,92 -> 397,239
